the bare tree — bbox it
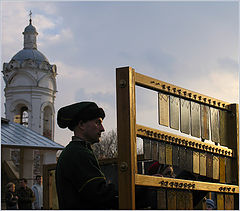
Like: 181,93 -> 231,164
92,129 -> 118,159
92,129 -> 144,159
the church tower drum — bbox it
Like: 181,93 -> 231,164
2,15 -> 57,140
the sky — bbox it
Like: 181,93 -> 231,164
1,0 -> 239,147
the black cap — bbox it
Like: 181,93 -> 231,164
57,101 -> 105,131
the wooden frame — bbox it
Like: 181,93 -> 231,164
116,66 -> 239,210
116,67 -> 137,209
43,163 -> 57,210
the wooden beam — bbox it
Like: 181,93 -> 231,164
135,72 -> 230,110
136,124 -> 234,157
116,67 -> 137,209
135,174 -> 239,193
227,104 -> 239,185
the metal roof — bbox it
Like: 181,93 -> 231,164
12,49 -> 49,65
24,22 -> 37,33
1,118 -> 64,150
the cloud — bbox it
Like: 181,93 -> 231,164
1,1 -> 238,147
55,126 -> 73,147
217,57 -> 238,72
75,88 -> 114,106
207,71 -> 239,102
34,14 -> 55,31
55,61 -> 88,78
1,3 -> 28,59
34,15 -> 74,50
42,28 -> 73,45
185,69 -> 238,103
36,2 -> 58,15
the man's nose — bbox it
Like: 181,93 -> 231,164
100,124 -> 105,132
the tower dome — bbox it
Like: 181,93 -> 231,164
8,17 -> 51,69
24,20 -> 37,33
11,49 -> 49,65
5,17 -> 55,72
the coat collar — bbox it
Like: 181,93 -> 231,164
71,136 -> 92,149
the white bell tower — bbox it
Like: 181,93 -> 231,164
2,14 -> 57,140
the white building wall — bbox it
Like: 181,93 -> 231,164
20,148 -> 34,187
42,150 -> 57,164
1,148 -> 11,161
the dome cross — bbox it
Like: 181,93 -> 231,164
29,10 -> 32,24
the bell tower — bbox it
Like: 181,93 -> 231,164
2,13 -> 57,140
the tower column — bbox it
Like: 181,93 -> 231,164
31,94 -> 42,133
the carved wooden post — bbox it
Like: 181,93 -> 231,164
116,66 -> 137,209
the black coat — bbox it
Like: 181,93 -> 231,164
16,186 -> 35,210
55,137 -> 118,210
5,190 -> 18,210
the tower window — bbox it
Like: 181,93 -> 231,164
20,106 -> 28,127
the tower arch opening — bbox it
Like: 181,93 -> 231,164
43,106 -> 53,140
13,104 -> 29,127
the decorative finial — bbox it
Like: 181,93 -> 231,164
29,10 -> 32,24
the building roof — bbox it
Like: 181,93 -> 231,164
1,118 -> 64,150
24,21 -> 37,33
12,49 -> 49,65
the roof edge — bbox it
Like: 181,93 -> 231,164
1,117 -> 10,124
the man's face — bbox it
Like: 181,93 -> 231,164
9,184 -> 15,192
19,180 -> 26,188
36,176 -> 42,185
81,117 -> 105,144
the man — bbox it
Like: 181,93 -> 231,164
32,175 -> 43,209
56,101 -> 118,209
5,182 -> 18,209
16,178 -> 35,210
